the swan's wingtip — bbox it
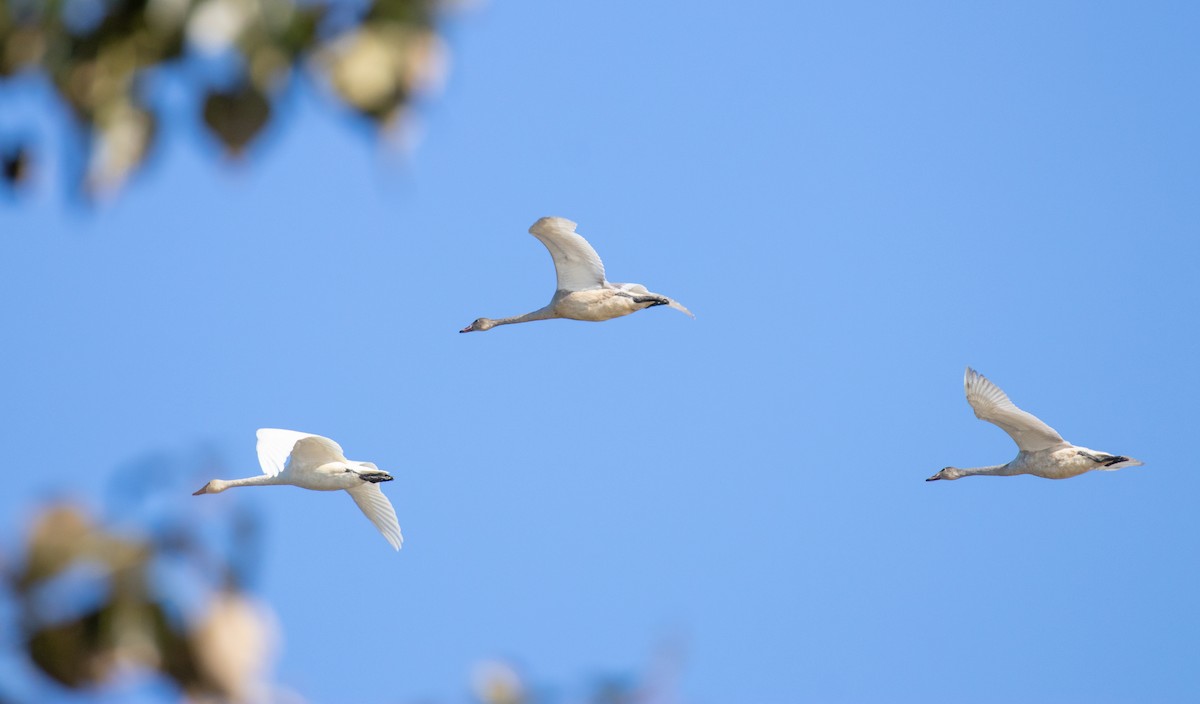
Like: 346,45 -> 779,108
529,216 -> 578,234
668,301 -> 695,318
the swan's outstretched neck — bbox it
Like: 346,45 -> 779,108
959,463 -> 1016,477
462,305 -> 560,332
495,305 -> 559,326
193,474 -> 282,495
928,463 -> 1014,481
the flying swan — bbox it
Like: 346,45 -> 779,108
928,368 -> 1143,481
193,429 -> 403,550
460,216 -> 693,332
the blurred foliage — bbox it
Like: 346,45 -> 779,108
0,447 -> 682,704
467,649 -> 684,704
3,501 -> 281,702
0,0 -> 449,198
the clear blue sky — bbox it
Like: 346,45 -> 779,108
2,1 -> 1199,702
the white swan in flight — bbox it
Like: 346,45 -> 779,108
928,368 -> 1143,481
460,216 -> 694,332
193,429 -> 403,550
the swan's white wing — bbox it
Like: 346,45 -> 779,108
256,429 -> 344,476
346,484 -> 403,550
287,436 -> 346,472
964,368 -> 1066,452
528,216 -> 606,292
256,429 -> 315,477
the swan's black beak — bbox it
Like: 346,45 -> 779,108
925,474 -> 942,482
459,323 -> 474,333
193,485 -> 209,495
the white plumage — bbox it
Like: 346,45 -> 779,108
928,368 -> 1143,481
528,216 -> 607,292
964,369 -> 1066,453
194,429 -> 403,550
460,216 -> 693,332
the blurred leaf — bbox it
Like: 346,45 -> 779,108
27,608 -> 106,687
203,83 -> 271,154
87,100 -> 157,196
188,589 -> 279,700
472,660 -> 527,704
14,505 -> 95,591
2,144 -> 33,189
150,599 -> 206,691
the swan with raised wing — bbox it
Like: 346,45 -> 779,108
193,429 -> 403,550
928,368 -> 1143,481
460,216 -> 693,332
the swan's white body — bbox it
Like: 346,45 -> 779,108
929,368 -> 1143,481
460,216 -> 693,332
194,429 -> 403,550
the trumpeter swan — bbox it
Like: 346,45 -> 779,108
928,368 -> 1143,481
193,429 -> 403,550
460,216 -> 693,332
